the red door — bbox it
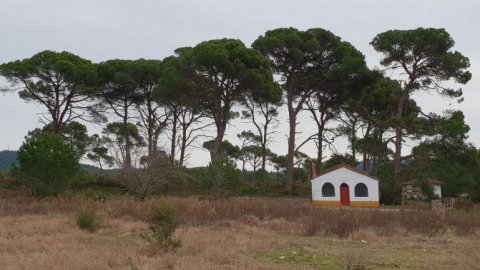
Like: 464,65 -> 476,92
340,184 -> 350,206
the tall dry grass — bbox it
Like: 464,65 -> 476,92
2,190 -> 480,270
1,190 -> 478,238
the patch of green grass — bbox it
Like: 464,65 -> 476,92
257,241 -> 444,270
258,247 -> 342,269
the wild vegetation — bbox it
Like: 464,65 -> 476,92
0,26 -> 479,269
0,26 -> 477,202
76,208 -> 100,233
0,194 -> 479,269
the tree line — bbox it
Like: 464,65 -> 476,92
1,26 -> 478,199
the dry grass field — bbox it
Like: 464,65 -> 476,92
1,192 -> 480,270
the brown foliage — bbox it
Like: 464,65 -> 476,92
0,193 -> 478,238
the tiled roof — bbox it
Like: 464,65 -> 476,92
313,163 -> 379,181
401,179 -> 444,185
401,179 -> 416,185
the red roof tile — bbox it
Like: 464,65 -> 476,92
402,179 -> 444,185
312,163 -> 379,181
401,179 -> 416,185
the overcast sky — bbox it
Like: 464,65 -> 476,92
1,0 -> 479,167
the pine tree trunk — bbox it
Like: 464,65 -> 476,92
316,132 -> 323,175
393,89 -> 409,181
210,122 -> 226,162
170,107 -> 178,165
286,100 -> 296,195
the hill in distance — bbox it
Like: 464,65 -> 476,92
0,150 -> 101,173
0,150 -> 17,172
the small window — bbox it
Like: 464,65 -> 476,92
322,182 -> 335,197
354,183 -> 368,197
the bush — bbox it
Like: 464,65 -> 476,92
16,132 -> 80,196
76,208 -> 100,233
150,202 -> 181,251
118,153 -> 188,200
240,183 -> 259,196
377,164 -> 402,205
416,179 -> 436,201
205,157 -> 241,199
83,188 -> 107,201
293,167 -> 310,183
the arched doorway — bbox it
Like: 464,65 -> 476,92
340,183 -> 350,206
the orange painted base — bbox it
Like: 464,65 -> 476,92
312,200 -> 379,208
312,200 -> 341,206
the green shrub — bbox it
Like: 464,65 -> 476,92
83,188 -> 107,201
150,203 -> 181,251
240,183 -> 259,196
76,208 -> 100,233
293,167 -> 310,183
16,132 -> 80,196
377,164 -> 402,205
416,179 -> 436,201
206,157 -> 241,198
